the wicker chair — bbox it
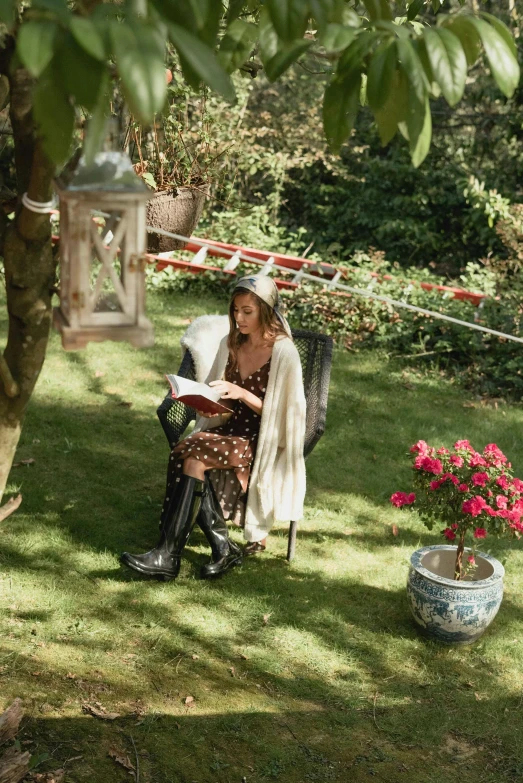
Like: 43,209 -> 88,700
157,327 -> 334,561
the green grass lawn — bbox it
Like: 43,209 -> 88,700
2,289 -> 523,783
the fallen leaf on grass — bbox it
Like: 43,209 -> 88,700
262,613 -> 272,626
13,458 -> 35,467
118,401 -> 133,408
240,653 -> 249,660
391,524 -> 399,537
65,672 -> 77,680
82,702 -> 120,720
183,696 -> 195,707
108,746 -> 135,773
31,671 -> 42,677
94,370 -> 105,378
27,770 -> 65,783
228,667 -> 236,677
181,318 -> 191,325
191,654 -> 199,660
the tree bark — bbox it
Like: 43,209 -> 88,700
454,529 -> 466,581
0,60 -> 57,502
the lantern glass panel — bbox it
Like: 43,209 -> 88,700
86,209 -> 135,324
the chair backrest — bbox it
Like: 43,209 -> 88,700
157,328 -> 333,456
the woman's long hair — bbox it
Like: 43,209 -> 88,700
227,290 -> 289,372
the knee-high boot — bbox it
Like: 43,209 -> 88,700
198,476 -> 243,579
120,475 -> 205,581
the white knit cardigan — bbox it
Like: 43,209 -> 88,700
191,330 -> 307,542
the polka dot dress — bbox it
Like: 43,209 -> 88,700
165,356 -> 271,527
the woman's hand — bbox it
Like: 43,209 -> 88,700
209,380 -> 244,401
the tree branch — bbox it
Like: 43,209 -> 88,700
0,355 -> 19,398
0,493 -> 22,523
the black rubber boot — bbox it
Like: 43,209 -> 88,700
198,476 -> 243,579
120,475 -> 205,581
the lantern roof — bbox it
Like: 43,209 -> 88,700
64,151 -> 150,196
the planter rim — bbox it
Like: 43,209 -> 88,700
148,185 -> 209,199
410,544 -> 504,589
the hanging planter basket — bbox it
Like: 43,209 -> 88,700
146,186 -> 209,253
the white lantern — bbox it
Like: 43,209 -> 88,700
54,152 -> 154,350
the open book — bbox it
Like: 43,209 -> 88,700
165,374 -> 232,416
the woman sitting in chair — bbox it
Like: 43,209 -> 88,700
121,273 -> 306,581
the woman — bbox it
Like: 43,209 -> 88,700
120,274 -> 306,581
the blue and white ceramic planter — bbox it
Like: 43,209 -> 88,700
407,545 -> 504,645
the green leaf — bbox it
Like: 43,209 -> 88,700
397,38 -> 427,104
111,21 -> 167,123
320,24 -> 356,54
431,0 -> 441,11
168,23 -> 235,101
33,66 -> 75,164
70,17 -> 106,61
373,68 -> 408,145
410,96 -> 431,167
444,15 -> 481,66
480,12 -> 517,58
226,0 -> 247,24
468,17 -> 520,98
310,0 -> 346,29
323,70 -> 361,152
367,39 -> 397,112
56,34 -> 105,111
258,7 -> 279,61
338,31 -> 381,75
150,0 -> 198,32
83,77 -> 111,165
33,0 -> 70,24
142,171 -> 157,189
423,27 -> 466,106
363,0 -> 392,22
191,0 -> 222,47
267,0 -> 309,43
17,20 -> 59,77
263,39 -> 311,82
0,0 -> 16,28
218,19 -> 258,72
407,0 -> 425,22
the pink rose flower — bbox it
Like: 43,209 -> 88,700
410,440 -> 430,455
450,455 -> 464,468
472,472 -> 489,487
462,496 -> 487,517
469,452 -> 488,468
458,484 -> 469,492
496,495 -> 508,509
390,492 -> 416,508
454,440 -> 474,451
497,475 -> 510,490
430,480 -> 441,491
418,457 -> 443,475
512,478 -> 523,493
474,528 -> 487,539
483,444 -> 507,465
437,447 -> 449,455
467,555 -> 476,565
443,528 -> 456,541
451,523 -> 458,529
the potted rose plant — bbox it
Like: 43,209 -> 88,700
391,439 -> 523,644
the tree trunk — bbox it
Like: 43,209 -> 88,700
454,529 -> 467,581
0,60 -> 56,502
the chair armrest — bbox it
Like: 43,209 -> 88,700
156,349 -> 197,447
